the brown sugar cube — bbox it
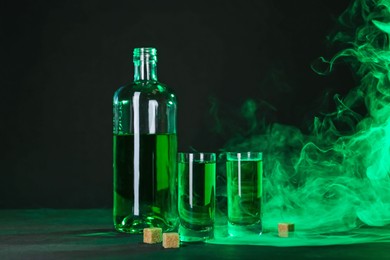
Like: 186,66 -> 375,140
162,232 -> 180,248
143,228 -> 162,244
278,223 -> 295,238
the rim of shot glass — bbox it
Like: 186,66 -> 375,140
178,152 -> 216,163
226,152 -> 262,161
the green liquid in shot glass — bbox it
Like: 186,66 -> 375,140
178,160 -> 216,241
227,159 -> 262,227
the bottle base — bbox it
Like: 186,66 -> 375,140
114,215 -> 176,234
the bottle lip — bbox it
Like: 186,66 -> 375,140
133,47 -> 157,61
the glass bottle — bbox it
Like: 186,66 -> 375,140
113,47 -> 178,234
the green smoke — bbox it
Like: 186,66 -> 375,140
210,0 -> 390,246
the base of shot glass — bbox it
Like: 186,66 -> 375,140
179,225 -> 214,242
228,222 -> 262,237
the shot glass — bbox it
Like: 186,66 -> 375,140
226,152 -> 263,236
178,152 -> 216,242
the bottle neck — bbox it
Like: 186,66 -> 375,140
133,59 -> 158,81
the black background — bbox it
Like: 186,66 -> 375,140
0,0 -> 353,208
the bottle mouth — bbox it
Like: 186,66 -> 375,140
133,47 -> 157,62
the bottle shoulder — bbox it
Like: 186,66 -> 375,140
114,81 -> 176,102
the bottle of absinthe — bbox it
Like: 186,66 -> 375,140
113,47 -> 178,234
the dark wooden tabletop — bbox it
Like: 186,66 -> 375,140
1,209 -> 389,259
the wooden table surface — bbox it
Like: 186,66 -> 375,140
1,209 -> 389,259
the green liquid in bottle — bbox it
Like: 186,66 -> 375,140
113,133 -> 177,234
178,161 -> 216,241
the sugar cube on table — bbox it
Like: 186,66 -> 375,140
143,228 -> 162,244
278,223 -> 295,238
162,232 -> 180,248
